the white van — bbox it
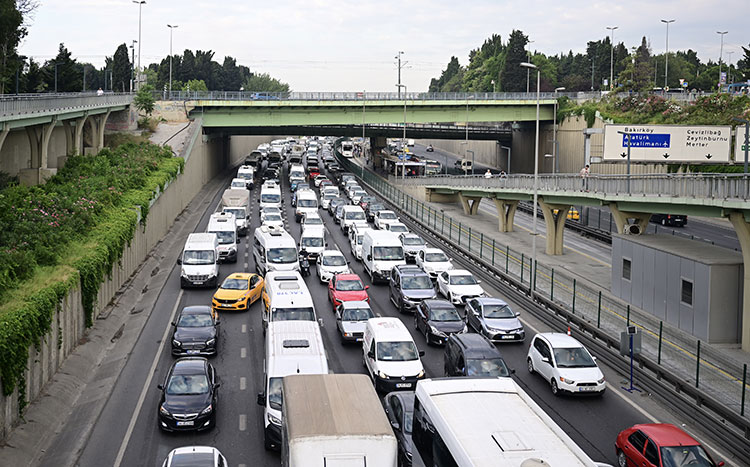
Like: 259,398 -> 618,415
341,205 -> 366,234
253,225 -> 299,275
362,230 -> 406,284
230,178 -> 247,190
261,271 -> 317,330
221,188 -> 249,236
207,211 -> 237,263
260,184 -> 282,210
257,320 -> 328,450
349,222 -> 372,261
299,226 -> 326,263
237,165 -> 254,189
288,164 -> 305,186
363,317 -> 425,393
178,233 -> 220,288
294,190 -> 318,223
340,141 -> 354,158
320,186 -> 339,209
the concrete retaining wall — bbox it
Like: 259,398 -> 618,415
0,122 -> 228,441
417,139 -> 504,170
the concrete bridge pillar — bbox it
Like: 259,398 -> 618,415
458,193 -> 482,215
425,188 -> 458,203
74,115 -> 88,155
0,124 -> 9,154
19,121 -> 57,185
89,110 -> 112,153
538,198 -> 569,255
728,212 -> 750,352
609,203 -> 651,235
492,199 -> 519,232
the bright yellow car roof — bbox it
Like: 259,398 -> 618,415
226,272 -> 254,280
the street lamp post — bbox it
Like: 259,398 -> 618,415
553,87 -> 565,174
717,31 -> 728,89
362,90 -> 366,162
526,40 -> 534,93
396,84 -> 407,180
129,40 -> 137,92
726,51 -> 734,84
606,26 -> 618,91
491,79 -> 496,93
168,24 -> 178,95
133,1 -> 146,91
661,19 -> 675,92
618,130 -> 632,194
521,61 -> 540,298
395,51 -> 405,98
465,95 -> 474,174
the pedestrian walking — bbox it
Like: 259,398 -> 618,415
499,170 -> 508,180
579,164 -> 590,191
96,88 -> 104,96
484,169 -> 492,179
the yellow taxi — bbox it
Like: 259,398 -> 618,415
212,272 -> 264,313
553,208 -> 580,221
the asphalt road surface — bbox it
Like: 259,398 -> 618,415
68,157 -> 725,467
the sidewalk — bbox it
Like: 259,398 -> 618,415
348,155 -> 750,424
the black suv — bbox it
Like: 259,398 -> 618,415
444,333 -> 512,378
390,265 -> 436,314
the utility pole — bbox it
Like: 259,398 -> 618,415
130,40 -> 137,92
133,1 -> 146,91
717,31 -> 728,89
606,26 -> 618,91
168,24 -> 178,94
395,51 -> 405,98
526,40 -> 534,93
661,19 -> 675,92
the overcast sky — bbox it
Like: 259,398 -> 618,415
18,0 -> 749,91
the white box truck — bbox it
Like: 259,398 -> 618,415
281,374 -> 398,467
221,188 -> 250,236
362,230 -> 406,284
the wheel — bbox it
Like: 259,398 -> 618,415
264,433 -> 274,451
398,298 -> 405,314
527,358 -> 534,374
551,378 -> 560,396
424,326 -> 431,346
617,450 -> 627,467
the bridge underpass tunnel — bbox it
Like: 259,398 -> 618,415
538,198 -> 570,255
492,198 -> 519,232
608,203 -> 652,235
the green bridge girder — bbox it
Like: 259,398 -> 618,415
192,99 -> 556,127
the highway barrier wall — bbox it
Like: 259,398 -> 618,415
0,121 -> 234,441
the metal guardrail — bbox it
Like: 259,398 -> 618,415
402,173 -> 750,202
158,91 -> 564,101
0,93 -> 134,119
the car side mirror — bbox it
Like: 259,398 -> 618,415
176,258 -> 182,265
476,279 -> 481,284
419,350 -> 426,357
390,420 -> 400,430
157,384 -> 164,390
542,357 -> 550,364
510,368 -> 516,375
171,321 -> 176,326
257,392 -> 265,406
367,349 -> 375,359
365,285 -> 370,290
592,356 -> 597,362
367,254 -> 372,261
515,312 -> 521,317
214,383 -> 221,390
318,318 -> 324,327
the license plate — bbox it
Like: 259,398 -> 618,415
578,386 -> 597,392
501,335 -> 515,340
396,383 -> 412,388
186,350 -> 199,355
176,420 -> 194,426
355,338 -> 363,342
193,281 -> 203,285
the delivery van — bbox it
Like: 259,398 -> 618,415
178,233 -> 220,288
207,211 -> 237,263
362,230 -> 406,284
221,188 -> 250,236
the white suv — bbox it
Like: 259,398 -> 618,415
415,248 -> 453,280
526,333 -> 606,396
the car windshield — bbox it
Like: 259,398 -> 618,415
183,250 -> 215,265
296,184 -> 309,191
323,255 -> 347,266
211,230 -> 235,245
323,193 -> 337,200
482,304 -> 514,318
660,446 -> 715,467
170,452 -> 215,466
231,181 -> 244,187
177,313 -> 213,327
374,246 -> 404,261
429,306 -> 461,322
426,252 -> 449,262
403,275 -> 433,290
342,307 -> 374,321
221,278 -> 248,290
345,211 -> 366,220
380,212 -> 397,220
337,279 -> 364,291
554,347 -> 597,368
264,214 -> 282,221
224,208 -> 245,219
466,358 -> 510,377
376,341 -> 419,361
268,377 -> 283,410
261,193 -> 281,203
389,225 -> 408,233
449,274 -> 477,285
301,237 -> 324,248
272,307 -> 315,322
268,248 -> 298,264
166,374 -> 209,395
298,199 -> 317,208
402,236 -> 425,246
263,207 -> 280,215
369,204 -> 384,212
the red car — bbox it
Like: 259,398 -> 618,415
328,273 -> 370,307
615,423 -> 723,467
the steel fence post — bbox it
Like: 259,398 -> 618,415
521,253 -> 525,283
597,291 -> 602,328
441,212 -> 445,235
491,239 -> 495,265
658,321 -> 663,365
458,222 -> 462,245
468,227 -> 472,251
550,268 -> 554,301
449,219 -> 452,240
480,233 -> 484,258
742,363 -> 747,416
532,259 -> 537,292
695,340 -> 701,388
627,305 -> 630,326
505,246 -> 509,273
572,279 -> 576,313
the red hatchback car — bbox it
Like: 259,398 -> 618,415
328,273 -> 370,307
615,423 -> 723,467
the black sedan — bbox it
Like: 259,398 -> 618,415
415,299 -> 467,346
384,391 -> 415,467
170,306 -> 218,356
157,357 -> 220,431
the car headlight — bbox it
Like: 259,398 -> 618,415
200,404 -> 213,415
598,377 -> 606,384
172,339 -> 181,347
159,404 -> 170,416
267,413 -> 281,426
377,370 -> 389,379
205,338 -> 216,346
417,369 -> 425,378
560,377 -> 575,384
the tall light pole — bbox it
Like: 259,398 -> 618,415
396,84 -> 407,180
465,95 -> 474,174
717,31 -> 728,89
491,79 -> 496,93
395,51 -> 405,98
553,87 -> 565,174
521,61 -> 540,298
129,40 -> 137,93
606,26 -> 618,91
362,90 -> 366,161
167,24 -> 178,94
618,131 -> 632,194
133,0 -> 146,91
661,19 -> 675,91
526,40 -> 534,93
726,51 -> 734,84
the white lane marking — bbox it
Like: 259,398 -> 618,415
240,347 -> 247,358
239,464 -> 247,467
244,252 -> 249,258
243,262 -> 248,270
113,289 -> 184,467
239,414 -> 247,431
241,324 -> 247,333
240,377 -> 246,390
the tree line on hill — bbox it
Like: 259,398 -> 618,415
429,29 -> 750,93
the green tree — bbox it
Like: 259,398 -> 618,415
134,84 -> 155,115
111,43 -> 131,92
185,79 -> 208,91
22,57 -> 42,92
618,37 -> 654,91
41,44 -> 81,92
738,44 -> 750,81
499,30 -> 528,92
0,0 -> 25,93
429,56 -> 462,92
243,73 -> 290,93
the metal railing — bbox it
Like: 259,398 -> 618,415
157,90 -> 563,101
0,93 -> 134,119
400,173 -> 750,202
